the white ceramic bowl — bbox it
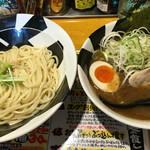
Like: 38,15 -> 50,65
0,14 -> 77,142
78,19 -> 150,129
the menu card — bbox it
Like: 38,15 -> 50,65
1,76 -> 150,150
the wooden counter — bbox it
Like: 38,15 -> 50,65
51,17 -> 150,142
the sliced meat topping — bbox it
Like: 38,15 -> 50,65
129,67 -> 150,87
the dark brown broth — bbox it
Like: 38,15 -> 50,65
91,50 -> 150,120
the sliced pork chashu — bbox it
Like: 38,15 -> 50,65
129,67 -> 150,87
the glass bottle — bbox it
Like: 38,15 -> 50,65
45,0 -> 70,15
69,0 -> 96,11
97,0 -> 119,14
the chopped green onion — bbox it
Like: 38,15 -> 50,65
0,61 -> 25,88
8,67 -> 16,91
0,61 -> 12,75
100,27 -> 150,84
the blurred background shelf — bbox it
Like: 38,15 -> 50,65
43,7 -> 118,18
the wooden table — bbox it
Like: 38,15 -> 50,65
51,16 -> 150,142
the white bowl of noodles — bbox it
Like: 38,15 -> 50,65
0,14 -> 77,142
78,19 -> 150,129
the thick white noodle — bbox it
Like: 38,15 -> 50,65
0,45 -> 60,125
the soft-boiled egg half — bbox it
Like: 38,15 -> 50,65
89,61 -> 120,93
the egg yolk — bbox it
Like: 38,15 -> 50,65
94,65 -> 114,83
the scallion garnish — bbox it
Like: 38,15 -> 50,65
0,61 -> 25,88
99,27 -> 150,85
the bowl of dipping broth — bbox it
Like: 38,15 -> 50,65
78,19 -> 150,129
